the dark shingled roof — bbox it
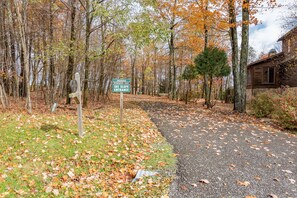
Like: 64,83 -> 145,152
247,52 -> 284,67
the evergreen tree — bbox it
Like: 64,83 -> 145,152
194,47 -> 230,108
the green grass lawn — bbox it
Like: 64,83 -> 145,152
0,103 -> 176,197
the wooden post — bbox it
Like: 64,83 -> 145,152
75,73 -> 84,137
69,73 -> 84,137
120,92 -> 123,125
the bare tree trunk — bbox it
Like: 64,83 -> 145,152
0,80 -> 8,108
83,0 -> 92,108
141,62 -> 145,94
98,19 -> 106,97
169,29 -> 174,99
6,2 -> 19,97
131,55 -> 135,94
135,68 -> 138,94
229,0 -> 249,113
49,0 -> 55,103
228,0 -> 240,111
42,31 -> 50,105
0,2 -> 10,96
15,0 -> 32,113
168,0 -> 177,99
131,46 -> 137,95
66,0 -> 76,104
167,40 -> 171,95
203,2 -> 211,108
208,75 -> 213,107
238,0 -> 249,112
185,80 -> 191,104
153,46 -> 157,96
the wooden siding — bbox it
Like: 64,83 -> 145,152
281,63 -> 297,87
247,56 -> 283,89
248,26 -> 297,90
282,28 -> 297,58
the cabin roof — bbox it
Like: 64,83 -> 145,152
248,52 -> 284,68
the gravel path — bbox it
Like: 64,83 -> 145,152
139,101 -> 297,198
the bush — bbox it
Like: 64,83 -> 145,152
272,89 -> 297,130
251,92 -> 275,118
250,88 -> 297,130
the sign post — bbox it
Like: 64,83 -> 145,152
120,92 -> 123,125
69,72 -> 84,137
112,78 -> 131,125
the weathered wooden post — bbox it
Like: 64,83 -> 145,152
120,92 -> 123,125
69,72 -> 84,137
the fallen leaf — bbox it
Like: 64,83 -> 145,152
180,185 -> 188,191
45,186 -> 52,193
245,196 -> 256,198
52,189 -> 59,196
282,169 -> 292,174
237,180 -> 250,186
158,161 -> 166,166
67,171 -> 75,178
254,176 -> 261,181
288,178 -> 295,184
62,175 -> 68,181
199,179 -> 210,184
15,189 -> 27,195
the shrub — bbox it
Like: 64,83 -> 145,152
250,88 -> 297,130
272,89 -> 297,130
251,92 -> 275,118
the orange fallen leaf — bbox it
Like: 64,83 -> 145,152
237,180 -> 250,186
254,176 -> 261,180
158,161 -> 166,166
62,175 -> 68,181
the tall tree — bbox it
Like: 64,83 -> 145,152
82,0 -> 92,108
228,0 -> 249,113
49,0 -> 55,103
14,0 -> 32,113
168,0 -> 177,100
66,0 -> 77,104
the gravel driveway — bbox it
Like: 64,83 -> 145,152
139,101 -> 297,198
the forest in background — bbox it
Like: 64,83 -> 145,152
0,0 -> 294,113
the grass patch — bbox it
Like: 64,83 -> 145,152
0,103 -> 176,197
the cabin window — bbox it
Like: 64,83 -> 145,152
263,67 -> 275,84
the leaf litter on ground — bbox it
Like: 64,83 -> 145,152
0,101 -> 176,197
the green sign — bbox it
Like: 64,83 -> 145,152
112,78 -> 131,93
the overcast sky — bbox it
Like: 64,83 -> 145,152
249,0 -> 295,56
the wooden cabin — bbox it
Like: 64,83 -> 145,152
247,26 -> 297,99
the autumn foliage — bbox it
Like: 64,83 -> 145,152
251,88 -> 297,130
